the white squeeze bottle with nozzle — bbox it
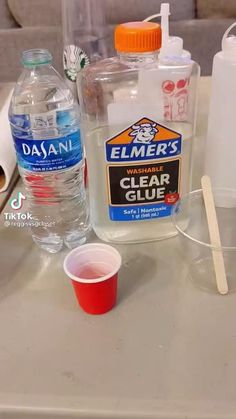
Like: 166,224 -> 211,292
145,3 -> 190,60
205,22 -> 236,192
145,3 -> 192,122
78,21 -> 199,243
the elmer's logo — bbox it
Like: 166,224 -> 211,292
106,118 -> 182,162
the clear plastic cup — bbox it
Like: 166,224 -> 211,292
172,188 -> 236,293
63,243 -> 122,314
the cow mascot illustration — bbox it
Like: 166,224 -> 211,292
129,122 -> 158,144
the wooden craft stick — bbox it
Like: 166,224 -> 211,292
201,175 -> 228,295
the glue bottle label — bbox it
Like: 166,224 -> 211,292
105,117 -> 182,221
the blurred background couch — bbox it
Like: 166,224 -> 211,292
0,0 -> 236,81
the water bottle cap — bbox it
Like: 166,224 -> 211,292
115,22 -> 161,53
22,49 -> 52,67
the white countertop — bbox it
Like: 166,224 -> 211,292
1,78 -> 236,419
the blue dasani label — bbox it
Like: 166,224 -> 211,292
13,129 -> 83,172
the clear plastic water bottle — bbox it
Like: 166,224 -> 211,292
9,49 -> 90,253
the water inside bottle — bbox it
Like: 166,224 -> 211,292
10,73 -> 90,253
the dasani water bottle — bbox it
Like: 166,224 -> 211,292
9,49 -> 90,253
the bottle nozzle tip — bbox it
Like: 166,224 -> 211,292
160,3 -> 170,15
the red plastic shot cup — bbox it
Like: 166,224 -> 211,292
63,243 -> 122,315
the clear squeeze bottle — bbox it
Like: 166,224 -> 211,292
78,22 -> 199,243
149,3 -> 192,122
9,49 -> 90,253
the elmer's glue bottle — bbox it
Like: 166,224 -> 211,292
78,21 -> 199,243
205,22 -> 236,191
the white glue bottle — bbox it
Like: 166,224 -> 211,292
205,22 -> 236,191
